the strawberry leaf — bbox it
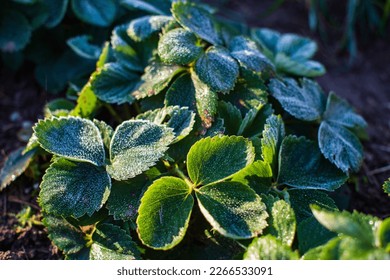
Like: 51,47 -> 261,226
244,235 -> 299,260
71,0 -> 117,27
128,15 -> 172,42
137,177 -> 194,250
196,181 -> 268,239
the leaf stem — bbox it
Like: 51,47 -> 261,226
104,104 -> 123,123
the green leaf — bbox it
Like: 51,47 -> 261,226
90,223 -> 141,260
133,61 -> 184,99
107,176 -> 148,221
0,147 -> 36,191
251,28 -> 280,59
237,104 -> 273,138
44,98 -> 75,118
0,10 -> 31,52
34,117 -> 106,166
187,135 -> 255,186
43,214 -> 85,255
231,160 -> 272,193
172,1 -> 222,45
90,63 -> 138,105
244,235 -> 299,260
71,0 -> 117,27
318,121 -> 363,173
192,72 -> 218,128
39,158 -> 111,217
43,0 -> 69,28
261,115 -> 285,174
276,33 -> 317,60
275,54 -> 326,77
228,35 -> 274,73
196,181 -> 268,239
137,177 -> 194,250
323,92 -> 367,136
297,216 -> 336,253
267,200 -> 296,247
277,136 -> 347,190
377,217 -> 390,249
383,179 -> 390,196
288,189 -> 338,222
96,42 -> 112,69
93,119 -> 114,151
67,35 -> 102,60
269,78 -> 326,121
158,28 -> 203,65
194,46 -> 239,93
106,120 -> 174,181
137,106 -> 195,142
311,206 -> 381,246
165,73 -> 197,111
120,0 -> 171,15
128,15 -> 172,42
70,84 -> 100,118
217,101 -> 242,135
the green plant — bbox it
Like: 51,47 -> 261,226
1,0 -> 389,260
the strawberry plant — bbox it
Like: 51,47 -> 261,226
1,0 -> 389,260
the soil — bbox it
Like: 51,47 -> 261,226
1,0 -> 389,259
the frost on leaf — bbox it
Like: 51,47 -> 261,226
244,235 -> 299,260
106,120 -> 174,181
33,116 -> 106,166
39,158 -> 111,218
196,181 -> 268,239
128,15 -> 173,42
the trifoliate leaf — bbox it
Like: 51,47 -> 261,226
158,28 -> 203,65
192,72 -> 218,128
231,160 -> 272,193
70,83 -> 100,118
93,120 -> 114,151
383,179 -> 390,196
0,147 -> 36,191
251,28 -> 280,59
111,24 -> 143,72
90,63 -> 139,104
217,101 -> 242,135
67,35 -> 102,60
133,61 -> 184,99
244,235 -> 299,260
288,189 -> 338,223
261,115 -> 285,174
71,0 -> 117,27
323,92 -> 367,133
311,206 -> 381,246
39,158 -> 111,218
43,215 -> 85,255
266,200 -> 296,247
318,121 -> 363,173
137,106 -> 195,142
34,117 -> 106,166
107,176 -> 148,221
187,136 -> 255,186
43,0 -> 69,28
196,181 -> 268,239
0,10 -> 31,52
106,120 -> 174,181
128,15 -> 172,42
275,54 -> 326,77
137,177 -> 194,250
90,223 -> 141,260
228,35 -> 274,73
277,136 -> 347,190
194,46 -> 239,93
120,0 -> 171,15
297,216 -> 336,253
269,78 -> 326,121
172,1 -> 222,46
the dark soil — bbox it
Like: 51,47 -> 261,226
1,0 -> 389,259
